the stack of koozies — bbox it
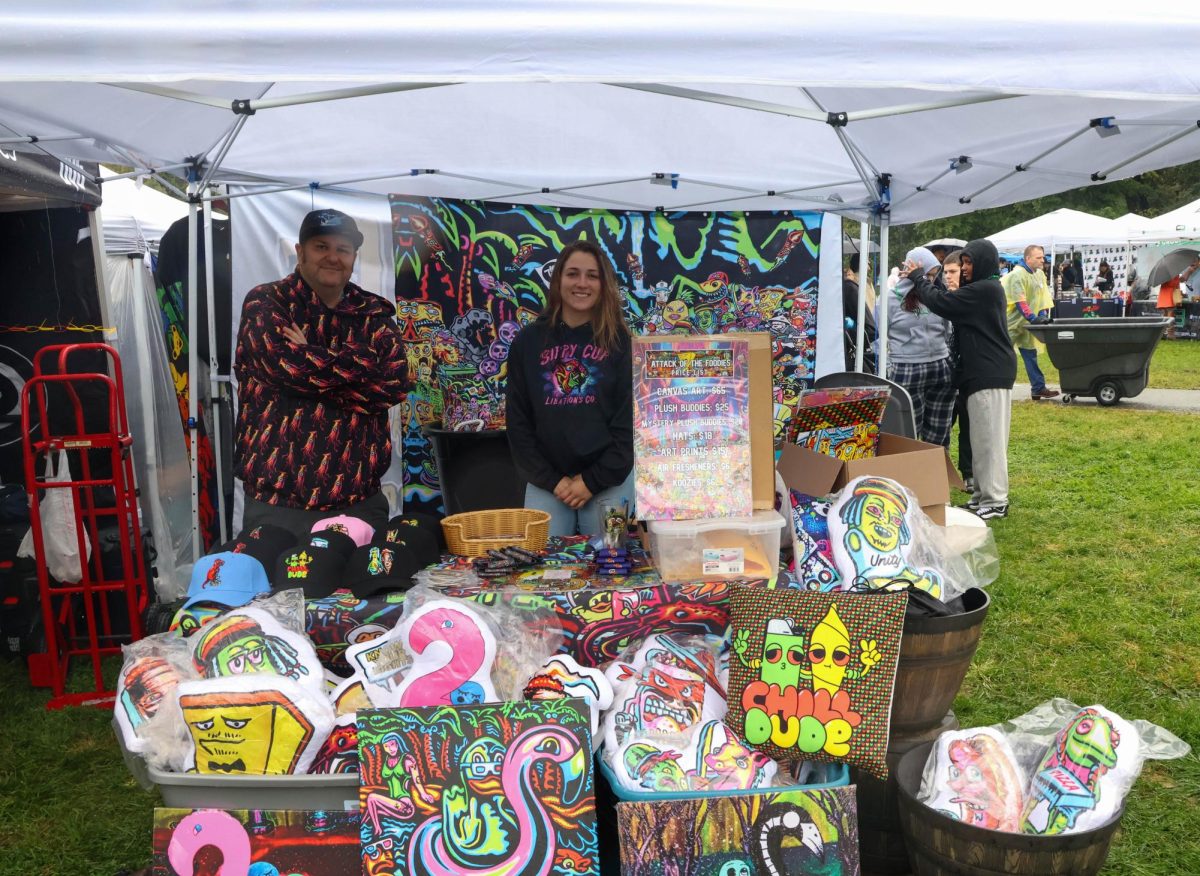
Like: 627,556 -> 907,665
595,547 -> 633,577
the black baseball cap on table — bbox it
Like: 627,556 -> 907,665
344,543 -> 421,599
218,524 -> 297,576
384,512 -> 446,552
299,209 -> 364,249
304,529 -> 357,563
374,524 -> 439,568
273,543 -> 348,599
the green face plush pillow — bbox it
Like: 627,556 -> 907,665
726,585 -> 906,779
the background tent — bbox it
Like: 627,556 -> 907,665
987,208 -> 1129,251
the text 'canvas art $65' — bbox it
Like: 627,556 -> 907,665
357,698 -> 598,876
726,585 -> 906,780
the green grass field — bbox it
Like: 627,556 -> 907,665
1,402 -> 1197,874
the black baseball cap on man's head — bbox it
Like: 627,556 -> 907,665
299,209 -> 364,249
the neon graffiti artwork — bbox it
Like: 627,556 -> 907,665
391,197 -> 821,513
357,699 -> 598,876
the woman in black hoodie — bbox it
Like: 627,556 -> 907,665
904,239 -> 1017,520
505,240 -> 634,536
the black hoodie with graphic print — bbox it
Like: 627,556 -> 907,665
505,317 -> 633,495
910,239 -> 1017,397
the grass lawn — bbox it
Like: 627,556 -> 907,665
1,404 -> 1197,874
1035,336 -> 1200,390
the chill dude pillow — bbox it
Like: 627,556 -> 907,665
726,584 -> 906,779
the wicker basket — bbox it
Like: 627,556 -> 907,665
440,508 -> 551,557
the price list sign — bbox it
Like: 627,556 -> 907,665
633,338 -> 752,520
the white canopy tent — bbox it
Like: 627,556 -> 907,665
1133,196 -> 1200,242
4,1 -> 1200,561
987,209 -> 1130,251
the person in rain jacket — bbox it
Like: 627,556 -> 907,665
1002,244 -> 1058,400
889,247 -> 955,447
904,239 -> 1016,520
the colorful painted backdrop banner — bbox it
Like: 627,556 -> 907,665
633,337 -> 752,520
357,699 -> 598,876
390,197 -> 822,513
616,786 -> 860,876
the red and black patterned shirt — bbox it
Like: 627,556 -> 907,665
233,272 -> 407,510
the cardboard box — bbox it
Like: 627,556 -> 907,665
776,432 -> 964,525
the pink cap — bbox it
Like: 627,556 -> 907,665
311,514 -> 375,547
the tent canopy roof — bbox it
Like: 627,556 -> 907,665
4,3 -> 1200,225
97,168 -> 189,255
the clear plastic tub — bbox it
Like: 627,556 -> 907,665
645,510 -> 786,582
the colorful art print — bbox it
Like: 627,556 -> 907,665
391,197 -> 821,514
633,337 -> 753,520
151,807 -> 360,876
726,586 -> 906,779
616,787 -> 860,876
792,422 -> 880,461
115,650 -> 187,754
357,699 -> 598,876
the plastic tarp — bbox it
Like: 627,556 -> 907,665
987,208 -> 1131,250
104,253 -> 193,598
0,3 -> 1199,224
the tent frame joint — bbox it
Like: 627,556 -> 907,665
232,99 -> 257,116
826,111 -> 848,128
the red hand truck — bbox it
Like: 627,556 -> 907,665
20,343 -> 149,709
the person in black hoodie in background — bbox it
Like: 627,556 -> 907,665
506,240 -> 633,537
903,239 -> 1016,520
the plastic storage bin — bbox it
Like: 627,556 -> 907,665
644,510 -> 786,582
148,764 -> 360,811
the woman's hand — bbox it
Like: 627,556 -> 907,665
561,475 -> 593,510
900,259 -> 922,279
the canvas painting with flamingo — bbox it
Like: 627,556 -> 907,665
357,698 -> 598,876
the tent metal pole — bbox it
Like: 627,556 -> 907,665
847,93 -> 1016,122
245,82 -> 454,112
199,114 -> 250,191
669,192 -> 860,213
609,84 -> 828,122
877,218 -> 890,377
856,219 -> 871,372
186,187 -> 201,562
203,194 -> 227,544
100,163 -> 193,181
487,176 -> 653,199
0,134 -> 86,145
108,83 -> 234,110
1093,124 -> 1200,181
960,125 -> 1090,203
799,88 -> 880,203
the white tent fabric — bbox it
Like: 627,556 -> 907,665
1133,197 -> 1200,241
987,209 -> 1130,250
2,4 -> 1200,225
97,169 -> 189,255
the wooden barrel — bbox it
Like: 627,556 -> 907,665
894,741 -> 1123,875
857,712 -> 960,875
891,587 -> 990,736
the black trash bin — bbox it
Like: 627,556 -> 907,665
1026,316 -> 1171,406
423,426 -> 526,515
